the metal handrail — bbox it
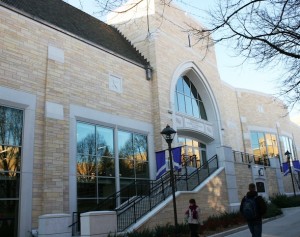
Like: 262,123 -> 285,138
116,155 -> 218,232
70,155 -> 219,235
232,150 -> 271,166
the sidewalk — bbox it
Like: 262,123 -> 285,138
208,207 -> 300,237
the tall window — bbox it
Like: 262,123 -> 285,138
250,132 -> 279,158
0,106 -> 23,237
76,122 -> 115,211
178,137 -> 206,168
76,122 -> 149,211
280,136 -> 296,160
118,131 -> 149,189
175,76 -> 207,120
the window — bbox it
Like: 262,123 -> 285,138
76,122 -> 149,211
0,106 -> 23,237
175,76 -> 207,120
118,130 -> 149,189
280,136 -> 296,160
178,136 -> 206,168
250,131 -> 279,158
76,122 -> 115,211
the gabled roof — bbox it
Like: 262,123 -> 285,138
0,0 -> 150,67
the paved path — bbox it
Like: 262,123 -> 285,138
209,207 -> 300,237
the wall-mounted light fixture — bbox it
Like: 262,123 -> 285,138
146,66 -> 152,80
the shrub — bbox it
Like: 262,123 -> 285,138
270,194 -> 300,208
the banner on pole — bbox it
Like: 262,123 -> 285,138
155,150 -> 166,179
172,146 -> 182,172
282,162 -> 290,176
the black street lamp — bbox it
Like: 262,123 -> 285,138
161,125 -> 178,228
285,150 -> 296,196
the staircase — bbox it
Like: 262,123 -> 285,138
71,155 -> 218,235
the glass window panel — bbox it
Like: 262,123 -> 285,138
250,132 -> 259,148
97,177 -> 115,197
76,154 -> 96,176
0,146 -> 21,173
97,157 -> 115,177
133,134 -> 148,161
0,172 -> 20,198
191,99 -> 200,118
0,106 -> 23,146
135,161 -> 149,178
77,123 -> 96,155
199,101 -> 207,120
265,134 -> 272,146
190,83 -> 198,100
176,77 -> 184,93
118,131 -> 133,159
77,175 -> 96,198
119,159 -> 134,178
96,126 -> 114,156
177,93 -> 185,113
77,199 -> 97,212
178,137 -> 185,145
0,200 -> 19,237
185,96 -> 193,116
183,76 -> 191,95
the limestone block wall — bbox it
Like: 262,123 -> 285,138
1,6 -> 152,227
136,170 -> 229,231
265,167 -> 280,196
282,174 -> 300,194
234,163 -> 253,201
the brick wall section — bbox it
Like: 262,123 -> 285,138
137,170 -> 229,231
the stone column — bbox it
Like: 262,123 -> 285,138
216,146 -> 240,212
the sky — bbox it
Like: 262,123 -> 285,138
65,0 -> 299,119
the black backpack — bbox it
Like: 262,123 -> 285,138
242,196 -> 257,220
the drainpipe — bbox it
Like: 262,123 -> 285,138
235,90 -> 247,154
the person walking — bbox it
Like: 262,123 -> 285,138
185,198 -> 202,237
240,183 -> 267,237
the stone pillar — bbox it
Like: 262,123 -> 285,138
38,214 -> 71,237
81,211 -> 117,237
216,146 -> 240,212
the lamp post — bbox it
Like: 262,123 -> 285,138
285,150 -> 296,196
161,125 -> 178,229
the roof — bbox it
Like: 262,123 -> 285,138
0,0 -> 150,67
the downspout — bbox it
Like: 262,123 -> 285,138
235,90 -> 247,154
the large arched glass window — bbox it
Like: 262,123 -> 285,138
175,76 -> 207,120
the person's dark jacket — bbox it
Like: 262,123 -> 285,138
240,190 -> 267,221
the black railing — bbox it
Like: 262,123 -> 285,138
69,179 -> 154,235
232,150 -> 270,166
116,155 -> 218,232
70,155 -> 219,235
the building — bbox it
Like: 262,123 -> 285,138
0,0 -> 299,236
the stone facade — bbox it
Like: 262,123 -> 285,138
1,0 -> 300,236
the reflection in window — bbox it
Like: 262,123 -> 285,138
76,122 -> 149,211
250,131 -> 279,159
118,131 -> 149,179
76,122 -> 115,211
280,136 -> 296,160
0,106 -> 23,237
175,76 -> 207,120
178,137 -> 206,168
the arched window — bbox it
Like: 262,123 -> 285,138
175,76 -> 207,120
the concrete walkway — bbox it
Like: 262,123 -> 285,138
209,207 -> 300,237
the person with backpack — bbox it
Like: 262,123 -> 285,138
240,183 -> 267,237
184,198 -> 202,237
